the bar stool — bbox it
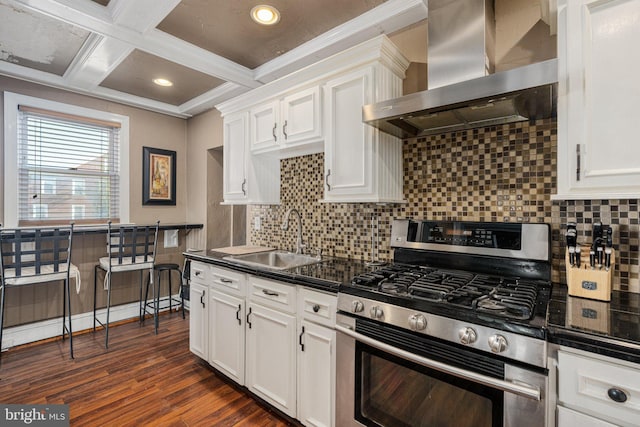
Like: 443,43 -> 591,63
141,263 -> 185,333
93,221 -> 159,349
0,224 -> 78,359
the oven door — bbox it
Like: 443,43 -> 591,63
336,314 -> 548,427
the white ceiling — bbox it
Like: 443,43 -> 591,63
0,0 -> 428,118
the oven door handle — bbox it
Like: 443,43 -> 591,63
335,324 -> 541,401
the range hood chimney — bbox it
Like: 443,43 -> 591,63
363,0 -> 557,138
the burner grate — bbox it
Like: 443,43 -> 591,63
349,265 -> 546,321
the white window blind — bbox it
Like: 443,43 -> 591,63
17,106 -> 121,225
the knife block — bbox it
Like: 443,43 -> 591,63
565,247 -> 614,301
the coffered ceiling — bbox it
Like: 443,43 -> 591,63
0,0 -> 428,117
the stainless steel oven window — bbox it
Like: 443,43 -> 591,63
336,314 -> 549,427
355,342 -> 502,427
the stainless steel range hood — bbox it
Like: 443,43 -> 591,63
363,0 -> 557,139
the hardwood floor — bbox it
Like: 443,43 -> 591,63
0,312 -> 294,427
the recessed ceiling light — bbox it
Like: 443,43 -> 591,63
251,5 -> 280,25
153,78 -> 173,87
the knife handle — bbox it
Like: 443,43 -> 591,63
590,250 -> 596,269
597,246 -> 604,268
568,246 -> 575,267
605,247 -> 612,271
575,246 -> 581,268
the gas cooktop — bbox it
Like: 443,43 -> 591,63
350,264 -> 551,322
338,220 -> 553,341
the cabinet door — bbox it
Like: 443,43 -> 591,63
188,282 -> 208,360
209,289 -> 245,385
323,66 -> 374,201
297,320 -> 335,427
246,302 -> 297,417
250,100 -> 280,154
282,86 -> 322,146
557,406 -> 617,427
223,112 -> 248,202
557,0 -> 640,198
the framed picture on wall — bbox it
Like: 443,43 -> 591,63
142,146 -> 176,205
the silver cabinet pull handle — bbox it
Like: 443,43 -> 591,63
335,324 -> 541,401
262,289 -> 279,297
272,123 -> 277,142
283,120 -> 288,139
325,169 -> 331,191
241,178 -> 247,196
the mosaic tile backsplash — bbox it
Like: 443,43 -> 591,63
250,118 -> 640,292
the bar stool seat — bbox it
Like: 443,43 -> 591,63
141,263 -> 185,333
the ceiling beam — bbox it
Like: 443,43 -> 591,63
253,0 -> 428,84
0,59 -> 189,117
12,0 -> 260,89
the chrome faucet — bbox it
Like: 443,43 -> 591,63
282,208 -> 305,254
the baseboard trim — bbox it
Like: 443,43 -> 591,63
2,294 -> 186,351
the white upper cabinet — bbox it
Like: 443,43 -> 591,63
250,100 -> 280,153
281,86 -> 322,150
217,35 -> 408,205
556,0 -> 640,199
222,111 -> 280,205
223,112 -> 249,203
323,62 -> 405,203
250,86 -> 323,156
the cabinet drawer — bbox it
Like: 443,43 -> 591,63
190,261 -> 209,283
248,276 -> 296,314
297,287 -> 336,327
558,350 -> 640,426
210,266 -> 246,297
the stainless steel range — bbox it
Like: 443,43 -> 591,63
336,220 -> 553,427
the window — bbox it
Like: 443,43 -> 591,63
72,178 -> 86,196
41,176 -> 57,195
31,204 -> 48,219
71,205 -> 86,220
4,92 -> 130,227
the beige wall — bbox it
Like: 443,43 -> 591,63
185,108 -> 226,250
0,76 -> 190,329
0,75 -> 188,225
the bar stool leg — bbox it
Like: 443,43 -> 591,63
105,270 -> 112,349
168,270 -> 173,312
0,281 -> 6,360
93,265 -> 98,331
64,277 -> 74,358
179,270 -> 185,319
154,269 -> 159,334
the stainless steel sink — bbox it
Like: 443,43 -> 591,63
223,250 -> 322,270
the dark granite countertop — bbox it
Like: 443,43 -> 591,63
183,249 -> 379,293
548,284 -> 640,363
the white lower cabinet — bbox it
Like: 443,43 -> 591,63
208,289 -> 245,385
188,264 -> 336,425
557,348 -> 640,427
297,319 -> 335,427
188,281 -> 208,360
246,301 -> 297,417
